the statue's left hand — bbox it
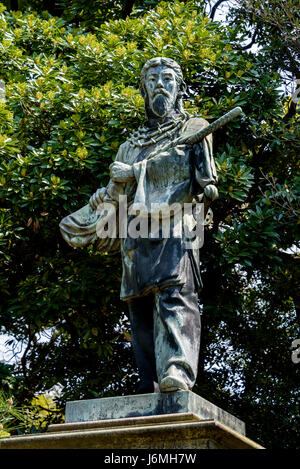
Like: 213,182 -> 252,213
109,161 -> 134,182
89,187 -> 106,210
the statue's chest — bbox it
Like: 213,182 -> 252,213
143,146 -> 192,189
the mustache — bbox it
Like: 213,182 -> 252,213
153,89 -> 170,98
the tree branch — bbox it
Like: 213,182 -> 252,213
20,329 -> 33,381
35,405 -> 62,414
210,0 -> 229,21
283,99 -> 297,122
240,26 -> 258,50
121,0 -> 136,19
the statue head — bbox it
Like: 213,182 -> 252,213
139,57 -> 187,119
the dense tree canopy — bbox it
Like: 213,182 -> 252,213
0,0 -> 299,448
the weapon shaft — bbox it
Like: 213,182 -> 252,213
181,106 -> 243,145
157,106 -> 243,154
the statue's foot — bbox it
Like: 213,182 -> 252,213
159,376 -> 189,393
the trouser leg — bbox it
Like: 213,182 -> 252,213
127,294 -> 159,393
127,264 -> 201,393
154,269 -> 201,390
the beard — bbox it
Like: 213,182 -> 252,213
150,93 -> 172,117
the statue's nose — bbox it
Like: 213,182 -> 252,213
156,77 -> 164,88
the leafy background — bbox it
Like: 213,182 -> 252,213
0,0 -> 299,448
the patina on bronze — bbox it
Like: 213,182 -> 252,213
60,57 -> 242,394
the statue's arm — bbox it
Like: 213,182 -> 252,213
109,161 -> 134,183
193,136 -> 218,201
89,142 -> 134,209
108,140 -> 135,183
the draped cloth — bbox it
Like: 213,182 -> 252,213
117,116 -> 217,300
131,117 -> 215,207
59,182 -> 120,252
59,116 -> 217,300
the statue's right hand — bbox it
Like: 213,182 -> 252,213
89,187 -> 106,210
109,161 -> 134,182
204,184 -> 218,201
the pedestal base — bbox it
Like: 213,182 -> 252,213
0,392 -> 264,449
65,390 -> 245,435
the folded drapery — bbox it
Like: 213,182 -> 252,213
59,201 -> 120,252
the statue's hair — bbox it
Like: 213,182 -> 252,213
139,57 -> 187,116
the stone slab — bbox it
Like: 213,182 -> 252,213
65,391 -> 245,435
48,411 -> 200,433
0,415 -> 264,449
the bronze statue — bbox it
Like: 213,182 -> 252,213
60,57 -> 242,394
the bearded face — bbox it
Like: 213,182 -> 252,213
144,66 -> 179,118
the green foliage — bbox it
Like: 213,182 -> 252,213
0,0 -> 299,448
0,389 -> 63,437
230,0 -> 300,77
0,391 -> 27,437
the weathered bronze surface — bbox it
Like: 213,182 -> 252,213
60,57 -> 242,394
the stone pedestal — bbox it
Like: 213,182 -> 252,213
0,391 -> 264,449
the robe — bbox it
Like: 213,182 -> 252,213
59,115 -> 217,301
115,116 -> 217,300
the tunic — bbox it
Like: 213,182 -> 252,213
110,115 -> 217,301
59,114 -> 217,301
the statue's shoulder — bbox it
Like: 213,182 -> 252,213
119,140 -> 131,151
181,116 -> 210,135
115,139 -> 131,162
